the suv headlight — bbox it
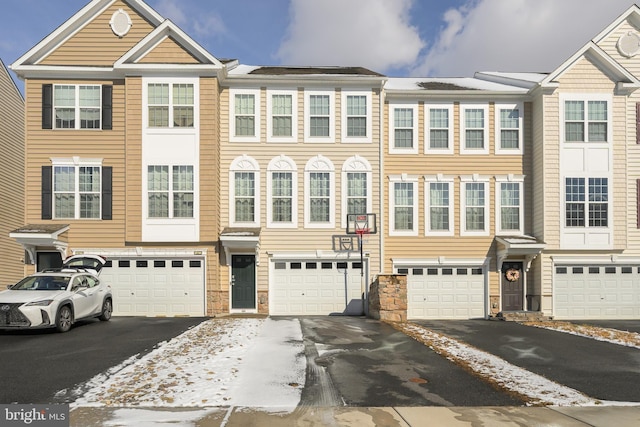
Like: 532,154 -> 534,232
26,300 -> 54,307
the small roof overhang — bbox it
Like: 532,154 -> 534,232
220,228 -> 261,262
496,235 -> 546,272
10,224 -> 70,263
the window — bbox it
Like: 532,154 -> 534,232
230,156 -> 260,226
461,105 -> 489,154
147,165 -> 194,218
389,176 -> 418,235
426,104 -> 453,153
565,177 -> 608,227
390,104 -> 417,153
267,90 -> 297,142
305,91 -> 335,141
342,91 -> 371,142
54,85 -> 101,129
425,177 -> 453,235
461,177 -> 489,235
496,177 -> 524,234
564,99 -> 608,142
53,165 -> 101,219
496,104 -> 522,153
147,83 -> 194,128
230,89 -> 260,142
341,156 -> 372,227
305,155 -> 335,227
267,156 -> 297,228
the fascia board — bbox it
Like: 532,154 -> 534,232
592,4 -> 640,44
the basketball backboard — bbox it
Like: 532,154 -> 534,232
346,213 -> 377,235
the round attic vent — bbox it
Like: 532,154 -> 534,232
110,9 -> 132,37
617,31 -> 640,57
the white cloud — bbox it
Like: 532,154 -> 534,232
414,0 -> 635,77
276,0 -> 424,72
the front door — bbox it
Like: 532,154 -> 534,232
231,255 -> 256,309
501,261 -> 524,311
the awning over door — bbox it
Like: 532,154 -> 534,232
496,235 -> 546,271
10,224 -> 70,263
220,227 -> 261,263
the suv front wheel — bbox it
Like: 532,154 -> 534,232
56,305 -> 73,333
99,298 -> 112,321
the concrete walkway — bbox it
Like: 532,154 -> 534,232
70,405 -> 640,426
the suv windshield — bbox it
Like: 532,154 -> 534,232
12,275 -> 70,291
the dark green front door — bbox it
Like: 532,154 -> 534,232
232,255 -> 256,309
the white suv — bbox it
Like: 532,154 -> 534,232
0,255 -> 112,333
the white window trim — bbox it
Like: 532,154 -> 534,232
389,102 -> 418,154
304,155 -> 335,228
341,90 -> 372,143
425,103 -> 454,154
341,156 -> 373,228
460,174 -> 490,236
266,89 -> 298,143
495,175 -> 525,236
495,102 -> 523,155
230,155 -> 261,227
389,174 -> 419,236
142,77 -> 199,132
144,164 -> 197,220
460,104 -> 489,155
559,93 -> 612,144
560,175 -> 612,241
51,157 -> 103,220
230,88 -> 261,143
304,90 -> 335,143
267,155 -> 298,228
424,174 -> 454,236
53,84 -> 102,130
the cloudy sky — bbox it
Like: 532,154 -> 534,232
1,0 -> 638,91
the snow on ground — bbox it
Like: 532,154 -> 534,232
396,322 -> 634,407
522,321 -> 640,350
71,317 -> 305,411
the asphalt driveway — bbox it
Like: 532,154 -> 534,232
0,317 -> 206,403
412,319 -> 640,403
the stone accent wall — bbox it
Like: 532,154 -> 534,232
208,291 -> 229,315
368,275 -> 407,322
257,290 -> 269,314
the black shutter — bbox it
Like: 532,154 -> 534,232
102,166 -> 113,220
102,85 -> 113,130
42,166 -> 52,219
42,84 -> 53,129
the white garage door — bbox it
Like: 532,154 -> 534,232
402,266 -> 485,319
100,258 -> 206,317
270,260 -> 365,315
554,265 -> 640,319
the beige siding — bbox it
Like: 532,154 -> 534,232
138,37 -> 200,64
0,61 -> 25,283
24,79 -> 127,249
41,0 -> 155,66
124,77 -> 143,242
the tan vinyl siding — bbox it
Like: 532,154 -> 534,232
219,87 -> 381,295
0,61 -> 25,283
24,79 -> 127,248
124,77 -> 143,242
41,0 -> 155,66
137,37 -> 200,64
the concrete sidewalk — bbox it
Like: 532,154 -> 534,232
70,405 -> 640,426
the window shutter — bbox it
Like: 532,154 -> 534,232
636,103 -> 640,144
102,85 -> 113,130
42,166 -> 52,219
42,84 -> 53,129
102,166 -> 113,220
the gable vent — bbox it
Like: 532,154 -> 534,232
617,31 -> 640,58
110,8 -> 132,38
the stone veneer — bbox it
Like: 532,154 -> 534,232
368,275 -> 407,322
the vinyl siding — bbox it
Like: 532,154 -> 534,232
0,61 -> 25,283
137,37 -> 200,64
219,86 -> 381,295
124,77 -> 143,242
41,0 -> 155,66
24,79 -> 127,248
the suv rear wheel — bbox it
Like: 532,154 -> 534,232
56,305 -> 72,333
99,298 -> 112,321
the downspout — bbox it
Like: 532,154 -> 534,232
379,80 -> 386,276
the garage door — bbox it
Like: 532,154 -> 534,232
270,260 -> 365,315
99,258 -> 206,317
402,266 -> 485,319
554,265 -> 640,319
